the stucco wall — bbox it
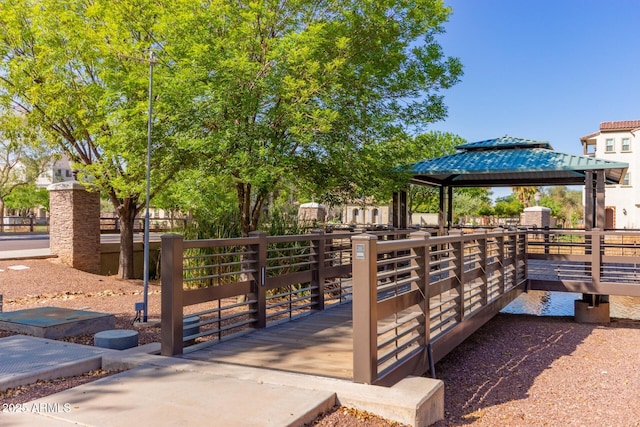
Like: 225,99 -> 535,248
593,130 -> 639,228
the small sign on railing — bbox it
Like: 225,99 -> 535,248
355,244 -> 365,259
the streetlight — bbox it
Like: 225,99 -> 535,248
142,50 -> 156,322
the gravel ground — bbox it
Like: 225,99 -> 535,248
2,258 -> 640,426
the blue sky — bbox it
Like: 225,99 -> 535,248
429,0 -> 640,156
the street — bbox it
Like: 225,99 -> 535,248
0,233 -> 163,252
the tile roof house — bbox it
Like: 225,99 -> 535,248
581,120 -> 639,228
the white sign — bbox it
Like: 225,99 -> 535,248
355,244 -> 365,259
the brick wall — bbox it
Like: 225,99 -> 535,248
48,182 -> 101,274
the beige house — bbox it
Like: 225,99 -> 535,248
581,120 -> 639,229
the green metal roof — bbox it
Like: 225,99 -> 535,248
408,136 -> 628,187
456,136 -> 553,151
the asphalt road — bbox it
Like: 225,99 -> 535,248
0,233 -> 163,252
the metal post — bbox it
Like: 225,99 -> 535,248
311,229 -> 326,311
160,234 -> 184,356
352,233 -> 379,384
142,51 -> 157,322
248,231 -> 267,328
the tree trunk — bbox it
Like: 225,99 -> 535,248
0,199 -> 4,233
117,199 -> 138,279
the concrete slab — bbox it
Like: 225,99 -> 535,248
0,307 -> 115,338
0,248 -> 53,261
0,336 -> 104,392
1,365 -> 337,427
100,352 -> 445,426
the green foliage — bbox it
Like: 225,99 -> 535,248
540,186 -> 583,227
511,186 -> 540,208
0,0 -> 463,250
5,184 -> 48,213
164,0 -> 462,235
453,188 -> 492,223
0,108 -> 53,217
0,0 -> 188,276
494,195 -> 524,218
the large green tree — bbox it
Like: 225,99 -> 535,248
541,186 -> 583,227
166,0 -> 462,236
0,0 -> 183,278
0,109 -> 51,228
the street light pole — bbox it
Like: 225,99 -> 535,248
143,50 -> 156,323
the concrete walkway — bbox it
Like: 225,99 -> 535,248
0,335 -> 444,426
0,248 -> 52,261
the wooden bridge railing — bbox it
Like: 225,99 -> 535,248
526,228 -> 640,296
351,228 -> 527,386
161,228 -> 410,356
160,226 -> 640,384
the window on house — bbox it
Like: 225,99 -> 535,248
65,169 -> 71,177
352,208 -> 359,223
622,138 -> 631,152
605,138 -> 615,152
622,172 -> 630,186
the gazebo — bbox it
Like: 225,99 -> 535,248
392,136 -> 628,233
391,135 -> 629,322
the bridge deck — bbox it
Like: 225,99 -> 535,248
184,304 -> 355,380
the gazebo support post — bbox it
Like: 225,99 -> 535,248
438,186 -> 445,235
576,169 -> 610,323
392,190 -> 407,229
447,186 -> 453,231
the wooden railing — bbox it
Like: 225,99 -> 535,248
351,228 -> 527,386
0,216 -> 47,232
161,229 -> 410,356
100,217 -> 187,233
160,226 -> 640,384
526,228 -> 640,296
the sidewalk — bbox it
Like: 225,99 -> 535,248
0,248 -> 52,261
0,335 -> 444,427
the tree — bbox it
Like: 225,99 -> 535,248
511,186 -> 540,208
541,186 -> 583,227
168,1 -> 462,236
0,0 -> 184,278
494,195 -> 524,218
453,187 -> 492,224
5,184 -> 48,216
0,109 -> 51,229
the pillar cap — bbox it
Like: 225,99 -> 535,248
47,181 -> 87,192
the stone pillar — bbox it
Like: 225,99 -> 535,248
522,206 -> 551,228
48,182 -> 101,274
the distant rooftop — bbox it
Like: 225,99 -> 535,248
599,120 -> 640,131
